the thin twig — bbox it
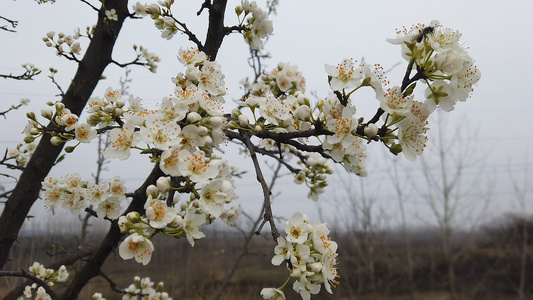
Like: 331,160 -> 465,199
241,132 -> 279,240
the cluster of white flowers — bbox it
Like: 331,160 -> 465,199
133,1 -> 180,40
261,213 -> 339,300
118,166 -> 239,265
387,20 -> 481,112
22,262 -> 68,299
41,174 -> 126,218
247,62 -> 306,96
25,17 -> 479,299
236,0 -> 274,50
294,153 -> 333,201
121,276 -> 171,300
42,30 -> 82,55
8,141 -> 37,167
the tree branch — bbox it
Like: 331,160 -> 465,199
241,131 -> 279,240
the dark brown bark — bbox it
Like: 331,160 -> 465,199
0,0 -> 128,270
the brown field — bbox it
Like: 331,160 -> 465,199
1,219 -> 533,300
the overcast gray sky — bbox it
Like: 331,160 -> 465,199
1,0 -> 532,230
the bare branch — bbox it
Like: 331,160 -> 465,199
241,131 -> 279,240
0,15 -> 18,32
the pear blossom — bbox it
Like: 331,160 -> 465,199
35,286 -> 51,300
324,103 -> 357,147
118,233 -> 154,265
74,123 -> 97,143
261,287 -> 286,300
105,9 -> 118,21
139,115 -> 182,150
258,95 -> 291,126
321,250 -> 340,294
312,223 -> 338,254
285,212 -> 310,244
96,196 -> 122,220
56,265 -> 69,282
177,47 -> 207,66
271,236 -> 292,266
103,121 -> 141,159
177,149 -> 220,184
198,61 -> 226,96
397,114 -> 428,161
183,207 -> 206,246
325,59 -> 362,91
199,179 -> 237,217
145,197 -> 177,228
85,182 -> 108,205
160,147 -> 182,176
378,86 -> 413,116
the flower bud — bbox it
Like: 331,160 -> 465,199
103,104 -> 115,114
294,171 -> 305,184
125,212 -> 140,224
41,107 -> 53,119
187,112 -> 202,123
235,5 -> 244,16
87,114 -> 101,127
50,136 -> 62,145
64,146 -> 76,153
209,116 -> 223,128
156,177 -> 170,193
238,114 -> 249,127
26,111 -> 36,121
118,216 -> 134,233
185,66 -> 200,81
169,215 -> 183,227
55,102 -> 65,112
115,99 -> 126,108
308,262 -> 323,273
146,185 -> 159,198
364,123 -> 379,139
30,128 -> 40,136
294,105 -> 311,121
46,31 -> 55,39
390,143 -> 402,155
114,107 -> 123,117
197,126 -> 208,136
24,136 -> 36,143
